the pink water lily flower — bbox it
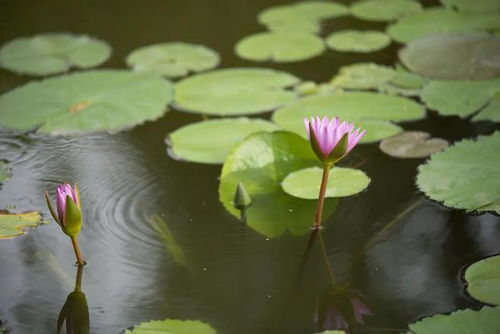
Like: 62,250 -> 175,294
304,116 -> 366,164
56,183 -> 79,223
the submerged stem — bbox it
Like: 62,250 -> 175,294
314,163 -> 332,228
70,236 -> 85,266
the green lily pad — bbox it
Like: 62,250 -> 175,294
390,64 -> 428,89
441,0 -> 500,13
168,118 -> 277,164
0,161 -> 10,183
416,131 -> 500,214
124,319 -> 216,334
465,255 -> 500,305
379,131 -> 449,158
0,210 -> 44,239
317,331 -> 345,334
174,68 -> 299,116
0,33 -> 111,76
351,0 -> 423,22
326,30 -> 391,53
330,63 -> 396,90
272,92 -> 425,143
399,32 -> 500,80
0,70 -> 173,135
235,32 -> 325,62
421,78 -> 500,122
258,1 -> 348,34
407,307 -> 500,334
387,8 -> 500,43
281,166 -> 370,199
219,131 -> 337,238
126,42 -> 220,78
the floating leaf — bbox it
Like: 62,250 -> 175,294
421,78 -> 500,122
0,210 -> 44,239
330,63 -> 396,90
126,42 -> 220,78
316,331 -> 345,334
326,30 -> 391,53
174,68 -> 299,116
0,161 -> 10,183
0,70 -> 173,135
281,166 -> 370,199
379,131 -> 449,158
399,32 -> 500,80
235,32 -> 325,62
441,0 -> 500,13
124,319 -> 216,334
168,118 -> 277,164
272,92 -> 425,143
407,307 -> 500,333
0,33 -> 111,76
465,255 -> 500,305
390,65 -> 428,89
416,132 -> 500,214
219,131 -> 337,238
351,0 -> 423,22
387,8 -> 500,43
258,1 -> 348,34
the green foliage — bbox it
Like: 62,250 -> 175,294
124,319 -> 216,334
441,0 -> 500,12
399,32 -> 500,80
174,68 -> 299,116
219,131 -> 337,237
0,70 -> 173,135
0,210 -> 44,239
281,166 -> 371,199
235,32 -> 325,62
126,42 -> 220,78
330,63 -> 396,90
416,132 -> 500,214
351,0 -> 423,22
379,131 -> 449,158
168,118 -> 277,164
326,30 -> 391,53
0,33 -> 111,76
465,255 -> 500,305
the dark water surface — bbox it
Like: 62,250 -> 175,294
1,1 -> 500,333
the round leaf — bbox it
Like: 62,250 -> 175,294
465,255 -> 500,305
351,0 -> 423,22
174,68 -> 299,116
168,118 -> 277,164
421,78 -> 500,122
330,63 -> 396,90
124,319 -> 216,334
126,42 -> 220,78
399,33 -> 500,80
272,92 -> 425,143
235,32 -> 325,62
379,131 -> 449,158
281,166 -> 371,199
0,70 -> 173,135
219,131 -> 337,238
416,131 -> 500,214
0,211 -> 44,239
408,307 -> 500,334
0,33 -> 111,76
386,8 -> 500,43
326,30 -> 391,53
441,0 -> 500,13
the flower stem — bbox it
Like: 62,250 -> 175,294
314,163 -> 332,228
70,236 -> 85,266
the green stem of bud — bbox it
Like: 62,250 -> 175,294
70,236 -> 85,266
314,163 -> 333,228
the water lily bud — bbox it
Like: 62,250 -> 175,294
45,183 -> 83,237
233,182 -> 252,210
304,116 -> 366,165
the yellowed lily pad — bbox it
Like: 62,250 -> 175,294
0,210 -> 44,239
380,131 -> 449,158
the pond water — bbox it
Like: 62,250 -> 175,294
0,0 -> 499,333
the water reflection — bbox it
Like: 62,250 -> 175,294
57,265 -> 89,334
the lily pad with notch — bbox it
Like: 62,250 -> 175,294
351,0 -> 423,22
416,131 -> 500,214
126,42 -> 220,78
219,131 -> 337,238
167,118 -> 277,164
0,70 -> 173,135
0,33 -> 111,76
379,131 -> 449,158
174,68 -> 299,116
326,30 -> 391,53
0,210 -> 44,240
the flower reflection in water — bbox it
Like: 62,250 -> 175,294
57,265 -> 89,334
